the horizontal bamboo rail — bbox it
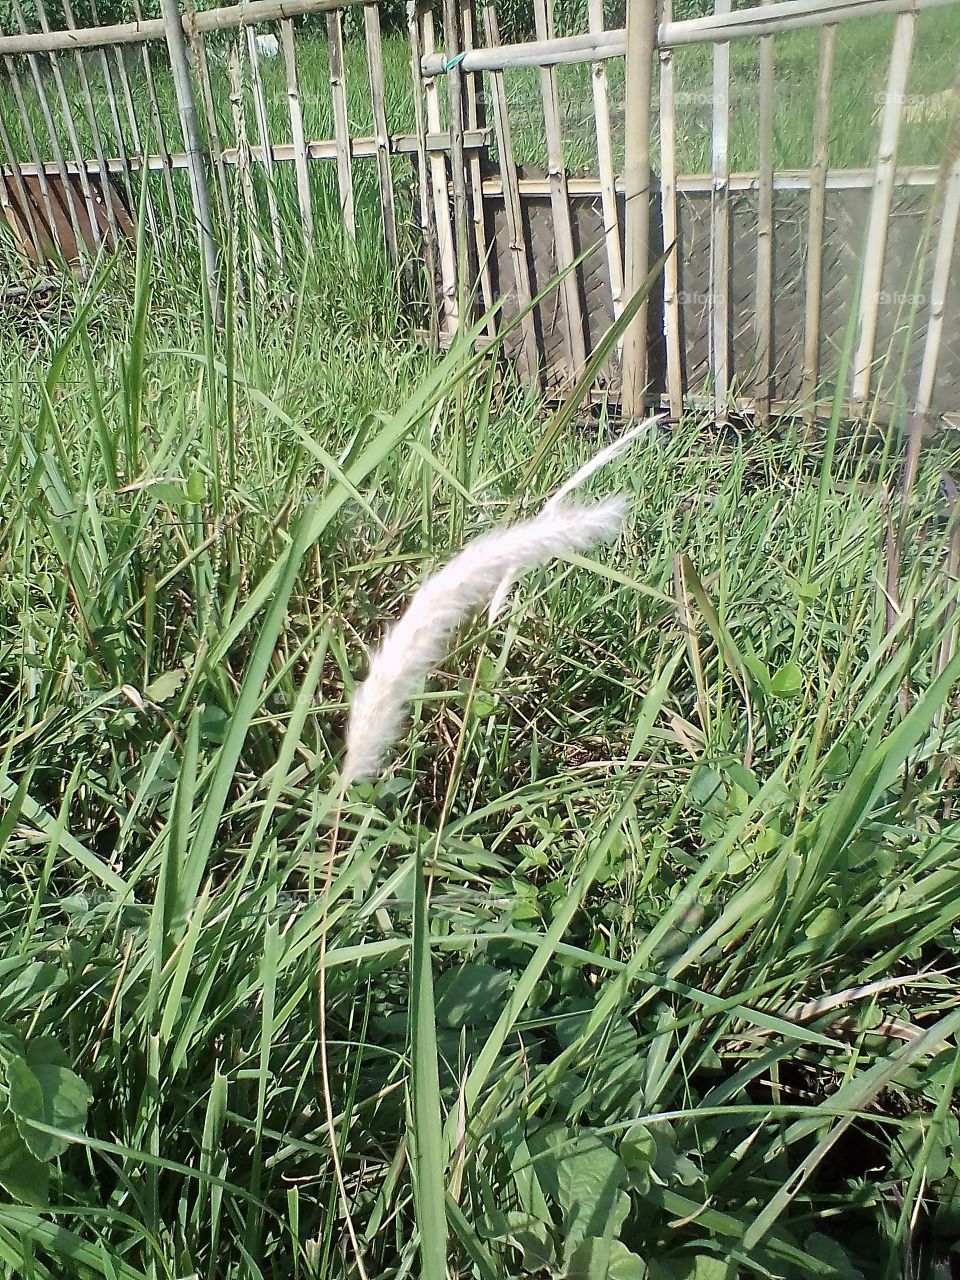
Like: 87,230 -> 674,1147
0,0 -> 364,56
419,0 -> 958,75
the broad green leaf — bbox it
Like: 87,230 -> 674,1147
564,1238 -> 647,1279
6,1056 -> 92,1161
0,1111 -> 49,1206
770,661 -> 804,699
434,963 -> 512,1029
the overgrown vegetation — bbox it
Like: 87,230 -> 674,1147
1,186 -> 960,1278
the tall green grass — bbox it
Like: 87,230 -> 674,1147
1,192 -> 960,1280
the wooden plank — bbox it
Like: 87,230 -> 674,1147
588,0 -> 624,324
326,6 -> 355,237
481,0 -> 539,386
801,23 -> 837,426
161,0 -> 220,314
533,0 -> 587,383
852,10 -> 916,409
709,0 -> 732,423
246,22 -> 285,262
420,0 -> 459,334
363,1 -> 397,261
753,33 -> 774,423
657,0 -> 681,416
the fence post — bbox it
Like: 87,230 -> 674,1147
160,0 -> 220,319
621,0 -> 656,419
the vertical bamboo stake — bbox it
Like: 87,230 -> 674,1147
709,0 -> 731,424
420,0 -> 460,335
441,0 -> 473,322
280,18 -> 313,239
229,41 -> 267,294
460,0 -> 495,332
0,111 -> 45,260
84,0 -> 137,220
55,0 -> 121,247
621,0 -> 656,416
407,0 -> 442,345
533,0 -> 587,385
90,0 -> 161,241
801,23 -> 837,430
27,0 -> 101,243
326,6 -> 355,239
482,0 -> 539,386
364,2 -> 397,262
914,158 -> 960,421
161,0 -> 220,316
6,3 -> 87,254
852,11 -> 916,411
0,55 -> 59,247
754,33 -> 774,424
245,23 -> 284,264
588,0 -> 623,325
657,0 -> 682,417
132,0 -> 182,242
184,0 -> 231,231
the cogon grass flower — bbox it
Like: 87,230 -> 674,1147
342,495 -> 628,785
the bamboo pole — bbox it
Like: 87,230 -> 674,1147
184,0 -> 231,230
55,0 -> 122,247
364,2 -> 397,261
420,0 -> 460,334
754,33 -> 774,423
441,0 -> 473,322
0,54 -> 60,248
5,0 -> 956,61
246,22 -> 285,263
0,0 -> 367,56
534,0 -> 587,385
228,39 -> 267,292
90,0 -> 161,241
326,6 -> 355,238
621,0 -> 656,416
481,0 -> 539,386
657,0 -> 682,417
709,0 -> 732,423
84,0 -> 137,220
589,0 -> 624,324
914,158 -> 960,420
27,0 -> 103,243
459,0 -> 495,332
6,2 -> 89,254
132,0 -> 182,242
160,0 -> 221,315
280,17 -> 313,238
851,10 -> 915,410
406,0 -> 442,345
800,23 -> 836,428
0,112 -> 45,260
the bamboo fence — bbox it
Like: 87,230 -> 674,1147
2,0 -> 960,428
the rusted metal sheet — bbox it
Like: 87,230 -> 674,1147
0,166 -> 135,264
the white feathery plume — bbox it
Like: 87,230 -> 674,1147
486,413 -> 664,624
343,495 -> 628,784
